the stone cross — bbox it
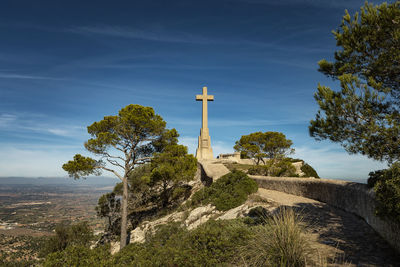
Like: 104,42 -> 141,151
195,86 -> 214,160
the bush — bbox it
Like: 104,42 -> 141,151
248,159 -> 297,177
40,221 -> 94,257
239,208 -> 309,267
43,245 -> 111,267
45,210 -> 315,266
114,220 -> 253,266
190,170 -> 258,211
248,165 -> 269,176
367,169 -> 386,188
300,163 -> 319,178
372,163 -> 400,224
244,206 -> 272,226
270,159 -> 297,177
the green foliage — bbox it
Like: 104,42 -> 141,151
114,220 -> 253,266
244,206 -> 272,226
148,144 -> 197,207
247,165 -> 269,176
63,104 -> 173,180
234,132 -> 294,165
62,104 -> 180,248
300,163 -> 319,178
309,1 -> 400,163
43,245 -> 111,267
40,209 -> 315,266
95,192 -> 121,235
367,169 -> 385,188
239,208 -> 309,267
371,163 -> 400,224
247,159 -> 297,177
62,154 -> 101,179
190,170 -> 258,211
40,221 -> 94,257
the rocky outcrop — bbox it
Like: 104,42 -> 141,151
128,198 -> 274,247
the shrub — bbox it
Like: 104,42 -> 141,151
43,245 -> 111,267
269,159 -> 297,177
244,206 -> 272,226
190,170 -> 258,211
248,165 -> 269,176
367,169 -> 386,188
248,159 -> 297,177
114,220 -> 253,266
239,208 -> 309,267
373,163 -> 400,224
300,163 -> 319,178
40,221 -> 94,257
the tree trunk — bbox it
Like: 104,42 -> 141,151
120,176 -> 128,249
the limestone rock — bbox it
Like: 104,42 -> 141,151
216,204 -> 250,220
130,211 -> 186,244
110,241 -> 120,255
184,204 -> 215,229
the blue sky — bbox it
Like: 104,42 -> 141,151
0,0 -> 391,181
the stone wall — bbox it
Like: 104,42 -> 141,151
250,175 -> 400,253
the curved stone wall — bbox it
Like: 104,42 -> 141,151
250,175 -> 400,253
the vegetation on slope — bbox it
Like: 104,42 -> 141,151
42,208 -> 315,267
189,170 -> 258,211
300,163 -> 319,178
368,163 -> 400,224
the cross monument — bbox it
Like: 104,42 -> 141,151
195,86 -> 214,160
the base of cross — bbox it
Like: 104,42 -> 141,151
196,128 -> 214,160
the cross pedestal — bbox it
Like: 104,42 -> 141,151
196,86 -> 214,160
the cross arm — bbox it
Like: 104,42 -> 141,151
196,95 -> 214,101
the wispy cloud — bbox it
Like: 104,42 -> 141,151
169,118 -> 308,127
0,112 -> 85,138
293,145 -> 387,180
226,0 -> 363,9
68,25 -> 330,54
179,136 -> 233,156
0,114 -> 17,126
69,26 -> 219,45
0,145 -> 84,177
0,73 -> 62,80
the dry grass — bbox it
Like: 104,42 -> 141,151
237,207 -> 352,267
238,207 -> 309,266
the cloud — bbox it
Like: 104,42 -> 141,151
69,26 -> 218,45
67,25 -> 329,55
169,118 -> 308,127
0,73 -> 62,80
0,112 -> 85,138
0,114 -> 17,126
226,0 -> 363,9
179,136 -> 198,155
293,145 -> 387,181
0,145 -> 82,177
212,140 -> 235,156
179,136 -> 234,157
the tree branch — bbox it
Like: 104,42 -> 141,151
96,166 -> 124,181
106,158 -> 125,169
134,157 -> 153,164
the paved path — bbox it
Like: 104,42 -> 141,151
257,188 -> 400,267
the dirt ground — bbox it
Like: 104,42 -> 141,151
256,188 -> 400,267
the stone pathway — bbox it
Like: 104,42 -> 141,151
257,188 -> 400,267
